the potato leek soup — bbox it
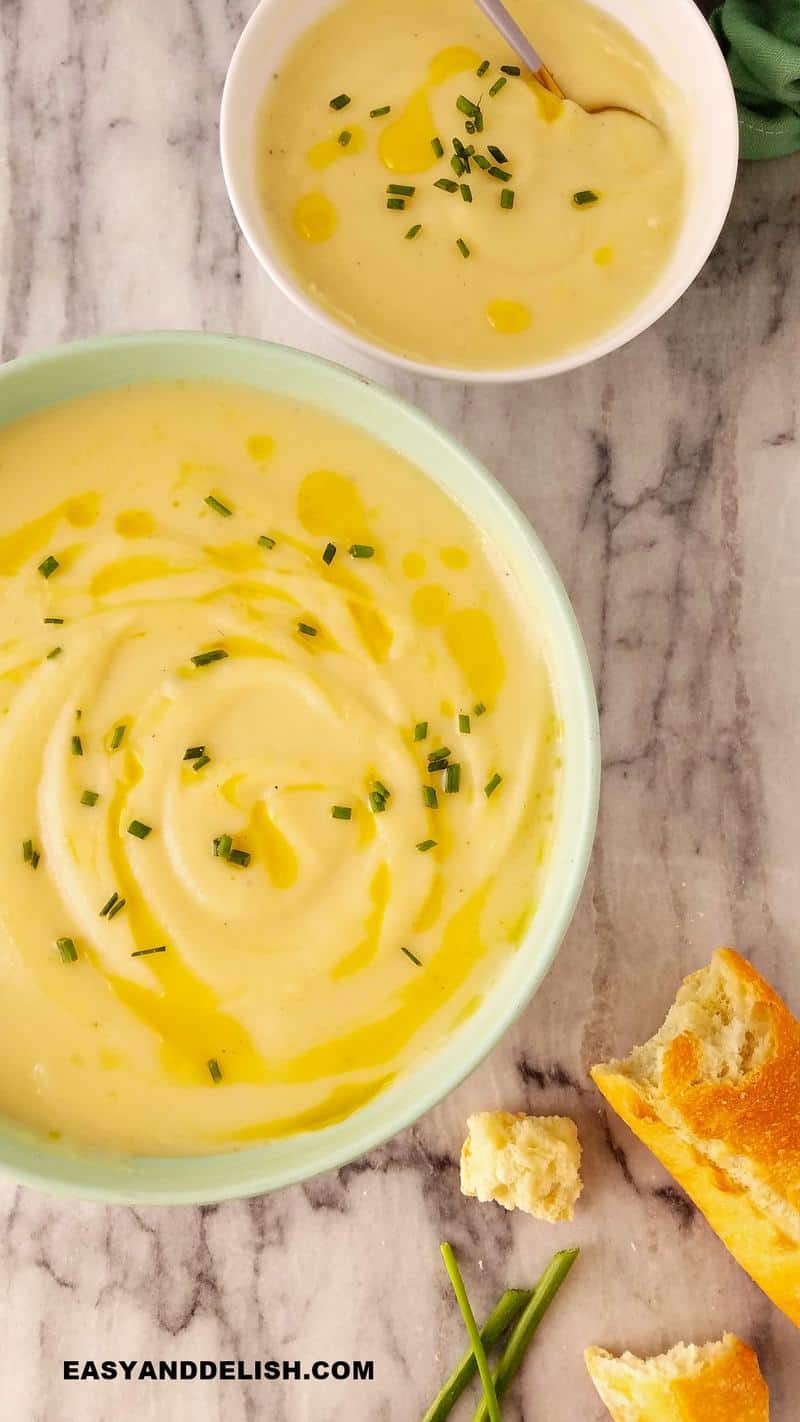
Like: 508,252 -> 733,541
256,0 -> 687,369
0,381 -> 561,1155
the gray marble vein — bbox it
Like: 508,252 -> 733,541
1,1 -> 800,1417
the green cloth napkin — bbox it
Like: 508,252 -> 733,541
711,0 -> 800,158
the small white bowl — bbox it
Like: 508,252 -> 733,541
221,0 -> 738,383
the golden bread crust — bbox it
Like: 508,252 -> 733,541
585,1335 -> 769,1422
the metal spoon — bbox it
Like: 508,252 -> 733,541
472,0 -> 652,118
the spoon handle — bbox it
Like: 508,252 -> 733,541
471,0 -> 546,74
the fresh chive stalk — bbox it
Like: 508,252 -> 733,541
323,542 -> 337,564
428,747 -> 451,764
445,762 -> 461,794
460,183 -> 472,203
440,1244 -> 502,1422
434,178 -> 459,193
414,721 -> 429,741
350,544 -> 375,558
458,714 -> 471,734
46,646 -> 62,659
451,155 -> 465,177
331,805 -> 352,820
500,188 -> 515,209
489,76 -> 507,96
476,59 -> 490,77
488,165 -> 511,182
80,790 -> 99,806
329,93 -> 350,110
470,1251 -> 580,1422
192,754 -> 211,772
500,64 -> 521,75
474,702 -> 487,717
207,1058 -> 223,1082
298,622 -> 318,637
258,534 -> 276,549
387,196 -> 406,210
484,773 -> 503,798
401,946 -> 423,967
573,189 -> 599,206
473,153 -> 491,170
416,838 -> 437,852
214,833 -> 233,859
423,785 -> 438,809
107,897 -> 126,920
71,735 -> 83,756
488,144 -> 509,163
456,95 -> 480,118
420,1288 -> 530,1422
228,848 -> 250,867
370,105 -> 391,118
99,893 -> 119,917
369,790 -> 387,813
388,184 -> 415,196
338,130 -> 352,146
110,723 -> 126,750
456,238 -> 471,258
131,946 -> 166,957
183,745 -> 205,760
44,617 -> 64,624
38,555 -> 59,579
127,819 -> 152,839
431,136 -> 445,158
405,224 -> 423,240
191,649 -> 228,666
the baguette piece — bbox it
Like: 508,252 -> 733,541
460,1111 -> 582,1221
591,948 -> 800,1326
585,1334 -> 769,1422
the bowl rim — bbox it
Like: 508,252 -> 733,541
220,0 -> 740,384
0,330 -> 600,1202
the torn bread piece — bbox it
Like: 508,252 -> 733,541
592,948 -> 800,1326
585,1334 -> 769,1422
460,1111 -> 582,1221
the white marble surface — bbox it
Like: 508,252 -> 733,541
1,2 -> 799,1418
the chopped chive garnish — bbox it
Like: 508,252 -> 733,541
338,130 -> 352,146
488,165 -> 511,182
258,534 -> 276,549
500,188 -> 515,209
228,848 -> 251,867
451,154 -> 465,177
474,702 -> 487,716
30,850 -> 40,868
476,59 -> 490,76
110,723 -> 126,750
387,184 -> 415,196
214,833 -> 233,859
456,238 -> 471,258
80,790 -> 99,807
405,223 -> 423,240
387,196 -> 406,210
431,136 -> 445,157
401,946 -> 423,966
416,839 -> 437,852
485,772 -> 503,797
298,622 -> 318,636
423,785 -> 438,809
71,735 -> 83,756
428,746 -> 451,763
131,945 -> 166,957
99,893 -> 118,917
75,709 -> 81,721
322,541 -> 337,564
500,63 -> 521,75
127,819 -> 152,839
46,646 -> 62,659
370,105 -> 391,118
459,713 -> 471,734
434,178 -> 459,193
488,144 -> 509,163
374,780 -> 391,800
56,936 -> 78,964
191,648 -> 228,666
445,762 -> 461,794
489,75 -> 507,96
44,617 -> 64,624
329,93 -> 350,110
204,494 -> 232,517
427,757 -> 449,772
207,1058 -> 223,1082
473,153 -> 491,169
460,183 -> 473,203
474,110 -> 484,132
22,839 -> 34,864
414,721 -> 428,741
573,189 -> 599,206
192,754 -> 211,772
456,95 -> 480,118
38,555 -> 59,579
350,544 -> 374,558
331,805 -> 352,820
107,897 -> 126,920
183,745 -> 205,760
465,120 -> 476,134
369,791 -> 387,813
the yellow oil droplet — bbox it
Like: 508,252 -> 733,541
64,493 -> 101,528
440,545 -> 469,570
0,495 -> 98,575
204,542 -> 265,574
331,862 -> 391,978
307,125 -> 365,169
440,697 -> 454,717
486,299 -> 531,334
523,73 -> 564,122
413,871 -> 445,934
99,1047 -> 124,1070
230,1076 -> 392,1142
90,555 -> 193,596
593,245 -> 614,266
379,46 -> 478,173
411,584 -> 450,626
349,601 -> 393,662
293,192 -> 338,243
402,551 -> 425,579
246,800 -> 298,890
115,509 -> 156,538
444,607 -> 505,701
247,434 -> 274,461
297,468 -> 368,540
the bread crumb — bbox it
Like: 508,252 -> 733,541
460,1111 -> 582,1221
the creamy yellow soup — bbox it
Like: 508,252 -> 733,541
256,0 -> 687,369
0,382 -> 561,1155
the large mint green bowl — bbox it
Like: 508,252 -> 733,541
0,333 -> 599,1203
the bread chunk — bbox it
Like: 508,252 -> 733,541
585,1334 -> 769,1422
460,1111 -> 582,1221
592,948 -> 800,1326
